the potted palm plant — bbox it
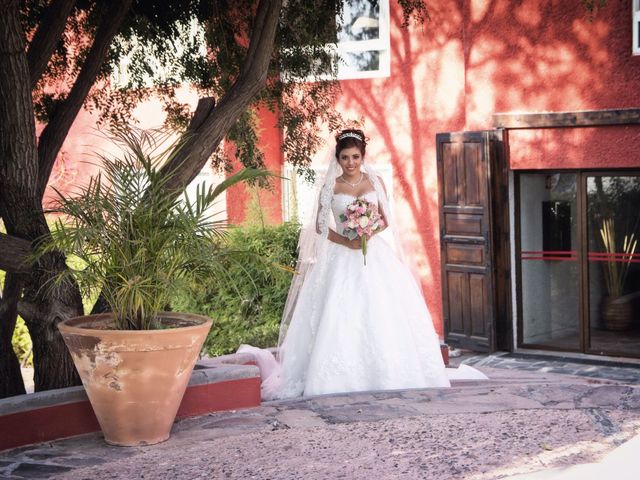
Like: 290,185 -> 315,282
41,128 -> 269,446
598,217 -> 638,331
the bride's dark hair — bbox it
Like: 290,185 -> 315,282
335,129 -> 367,158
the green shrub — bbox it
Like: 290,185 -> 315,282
12,317 -> 33,367
0,267 -> 33,368
172,221 -> 300,356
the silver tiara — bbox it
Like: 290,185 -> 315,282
337,131 -> 363,142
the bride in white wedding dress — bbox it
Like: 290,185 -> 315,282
240,129 -> 485,400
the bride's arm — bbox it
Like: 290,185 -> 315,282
372,176 -> 389,237
314,195 -> 360,249
328,228 -> 361,249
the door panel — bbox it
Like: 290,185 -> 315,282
446,271 -> 465,333
446,243 -> 485,266
463,143 -> 483,205
518,173 -> 580,351
444,213 -> 483,236
469,274 -> 488,336
437,131 -> 509,352
443,144 -> 459,204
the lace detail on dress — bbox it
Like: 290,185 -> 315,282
316,180 -> 335,236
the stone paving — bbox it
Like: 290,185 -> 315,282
1,353 -> 639,479
461,352 -> 640,384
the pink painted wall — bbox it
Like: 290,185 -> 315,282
41,87 -> 203,206
255,0 -> 640,336
40,108 -> 105,208
508,126 -> 640,170
464,0 -> 640,170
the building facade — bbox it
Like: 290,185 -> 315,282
240,0 -> 640,359
53,1 -> 640,359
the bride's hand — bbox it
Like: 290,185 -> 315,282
345,237 -> 362,250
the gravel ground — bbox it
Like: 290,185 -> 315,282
54,408 -> 638,480
2,360 -> 639,479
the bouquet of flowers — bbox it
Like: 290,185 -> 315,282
339,196 -> 385,265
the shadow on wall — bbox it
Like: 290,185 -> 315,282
337,0 -> 638,332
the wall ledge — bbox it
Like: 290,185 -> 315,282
493,108 -> 640,129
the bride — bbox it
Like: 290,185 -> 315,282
241,129 -> 483,400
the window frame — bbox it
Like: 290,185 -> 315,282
633,0 -> 640,55
332,0 -> 391,80
515,168 -> 640,359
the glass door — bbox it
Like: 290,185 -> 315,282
517,171 -> 640,358
518,173 -> 580,350
586,175 -> 640,357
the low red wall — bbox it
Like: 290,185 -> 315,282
0,377 -> 261,452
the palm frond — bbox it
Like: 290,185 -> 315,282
37,127 -> 270,330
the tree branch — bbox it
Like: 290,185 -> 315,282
159,0 -> 282,191
16,299 -> 44,326
0,272 -> 22,319
0,232 -> 32,274
188,97 -> 215,131
27,0 -> 77,89
36,0 -> 133,197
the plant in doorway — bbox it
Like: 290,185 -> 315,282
598,217 -> 638,331
39,128 -> 271,446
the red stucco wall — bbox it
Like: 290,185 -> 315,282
509,125 -> 640,170
226,107 -> 283,224
464,0 -> 640,170
304,0 -> 640,336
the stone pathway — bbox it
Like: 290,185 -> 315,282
461,352 -> 640,384
1,355 -> 639,479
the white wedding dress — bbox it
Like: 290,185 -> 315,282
241,190 -> 468,400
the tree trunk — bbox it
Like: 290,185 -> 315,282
0,273 -> 26,397
0,0 -> 82,395
20,252 -> 83,391
0,232 -> 31,274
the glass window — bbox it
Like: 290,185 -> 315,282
338,1 -> 381,42
517,171 -> 640,358
334,0 -> 390,80
519,173 -> 580,349
587,175 -> 640,356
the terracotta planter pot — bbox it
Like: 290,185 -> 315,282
57,312 -> 212,446
601,296 -> 634,331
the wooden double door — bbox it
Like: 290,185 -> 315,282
436,130 -> 512,352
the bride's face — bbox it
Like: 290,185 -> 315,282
337,146 -> 363,177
